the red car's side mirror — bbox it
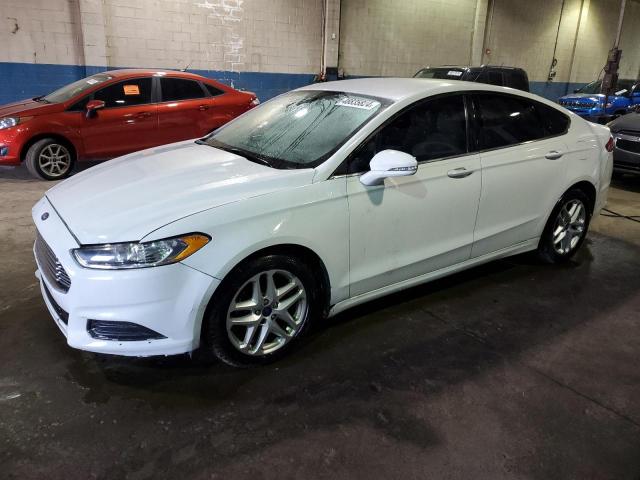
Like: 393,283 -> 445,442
85,99 -> 105,119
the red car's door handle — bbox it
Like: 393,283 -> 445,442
198,105 -> 210,111
135,112 -> 152,119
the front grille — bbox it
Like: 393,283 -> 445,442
86,320 -> 167,341
616,139 -> 640,154
619,130 -> 640,137
43,283 -> 69,325
35,232 -> 71,293
561,100 -> 595,109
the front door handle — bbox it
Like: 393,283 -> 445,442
198,105 -> 210,111
545,150 -> 564,160
135,111 -> 151,119
447,167 -> 474,179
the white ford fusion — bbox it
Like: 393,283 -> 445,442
32,78 -> 613,366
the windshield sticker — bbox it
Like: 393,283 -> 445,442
336,97 -> 380,110
86,79 -> 99,85
447,70 -> 463,77
123,84 -> 140,95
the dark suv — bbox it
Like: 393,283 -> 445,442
414,65 -> 529,92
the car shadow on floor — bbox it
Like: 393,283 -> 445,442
62,232 -> 638,407
612,174 -> 640,193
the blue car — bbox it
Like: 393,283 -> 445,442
558,78 -> 639,123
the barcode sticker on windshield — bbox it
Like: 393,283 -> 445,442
336,98 -> 380,110
447,70 -> 463,77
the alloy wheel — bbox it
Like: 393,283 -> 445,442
552,199 -> 586,255
38,144 -> 71,178
226,269 -> 308,356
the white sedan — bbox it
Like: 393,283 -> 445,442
32,78 -> 613,366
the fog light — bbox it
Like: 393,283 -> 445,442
0,146 -> 8,156
86,319 -> 167,341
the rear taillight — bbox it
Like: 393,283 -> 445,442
605,136 -> 614,152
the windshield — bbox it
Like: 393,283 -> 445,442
203,90 -> 387,168
43,74 -> 113,103
414,68 -> 465,80
575,79 -> 636,96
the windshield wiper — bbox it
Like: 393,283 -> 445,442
196,139 -> 274,168
32,95 -> 49,103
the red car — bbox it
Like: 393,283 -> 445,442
0,69 -> 258,180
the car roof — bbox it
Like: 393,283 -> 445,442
420,65 -> 525,71
98,69 -> 213,82
298,77 -> 537,103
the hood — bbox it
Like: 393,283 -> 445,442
608,112 -> 640,132
559,93 -> 602,104
46,141 -> 315,244
0,98 -> 61,118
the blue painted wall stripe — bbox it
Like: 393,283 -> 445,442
0,61 -> 587,107
0,62 -> 316,105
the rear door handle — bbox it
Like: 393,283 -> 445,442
136,111 -> 151,119
198,105 -> 210,111
447,167 -> 474,179
545,150 -> 564,160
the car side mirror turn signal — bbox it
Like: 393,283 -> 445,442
360,149 -> 418,186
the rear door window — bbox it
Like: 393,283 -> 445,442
474,94 -> 546,149
160,78 -> 206,101
92,78 -> 153,108
535,103 -> 570,136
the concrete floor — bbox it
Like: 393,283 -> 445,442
1,165 -> 639,480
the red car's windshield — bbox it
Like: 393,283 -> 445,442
43,73 -> 113,104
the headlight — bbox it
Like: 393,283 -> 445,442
72,233 -> 210,269
0,117 -> 19,130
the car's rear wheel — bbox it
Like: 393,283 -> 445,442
537,188 -> 592,263
201,254 -> 320,367
25,138 -> 74,180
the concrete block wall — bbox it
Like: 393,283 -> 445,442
339,0 -> 640,100
0,0 -> 324,104
339,0 -> 478,77
1,0 -> 639,105
483,0 -> 640,98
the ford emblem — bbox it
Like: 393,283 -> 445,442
41,212 -> 49,221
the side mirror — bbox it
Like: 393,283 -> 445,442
360,149 -> 417,186
85,99 -> 105,118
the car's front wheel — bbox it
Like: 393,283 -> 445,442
25,138 -> 75,180
537,188 -> 592,263
201,254 -> 320,367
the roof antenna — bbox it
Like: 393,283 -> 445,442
180,61 -> 192,72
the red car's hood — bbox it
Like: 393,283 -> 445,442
0,99 -> 61,117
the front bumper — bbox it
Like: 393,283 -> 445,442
0,127 -> 22,165
32,197 -> 220,356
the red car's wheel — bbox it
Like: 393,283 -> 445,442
25,138 -> 75,181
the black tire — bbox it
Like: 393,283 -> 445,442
537,188 -> 592,264
200,254 -> 322,367
25,138 -> 75,180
